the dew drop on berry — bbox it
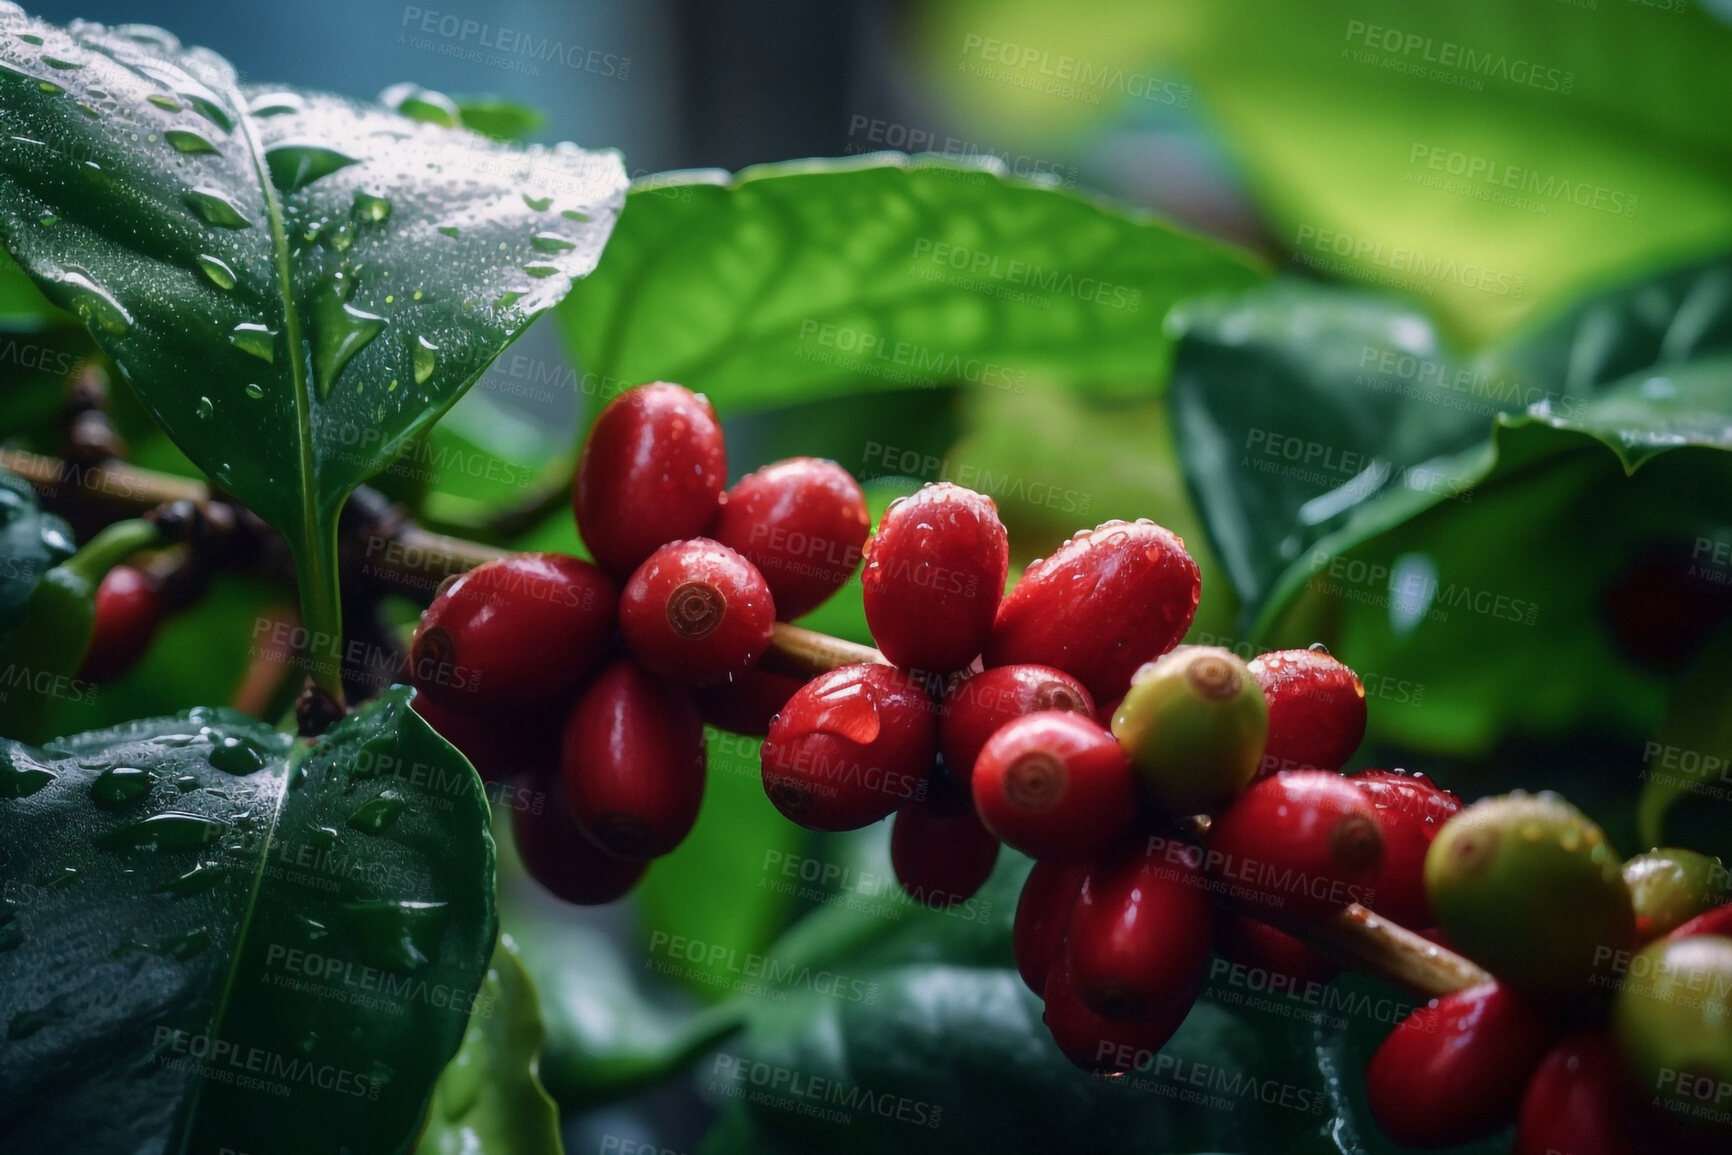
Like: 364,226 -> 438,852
808,680 -> 882,743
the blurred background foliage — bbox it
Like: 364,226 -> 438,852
5,1 -> 1732,1152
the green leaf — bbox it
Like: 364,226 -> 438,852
557,156 -> 1264,412
0,687 -> 497,1155
0,11 -> 627,694
0,463 -> 72,646
415,936 -> 563,1155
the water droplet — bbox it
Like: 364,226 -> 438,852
35,80 -> 61,94
185,188 -> 251,229
58,271 -> 131,335
17,34 -> 45,46
90,766 -> 151,807
560,208 -> 589,222
35,210 -> 56,226
522,193 -> 553,211
195,253 -> 236,290
244,383 -> 264,400
41,55 -> 80,70
194,396 -> 214,420
522,264 -> 560,279
247,91 -> 303,117
346,789 -> 405,833
0,750 -> 56,798
76,101 -> 100,118
229,322 -> 276,362
530,232 -> 575,254
265,142 -> 358,191
147,93 -> 181,112
164,128 -> 216,154
173,773 -> 200,791
413,336 -> 437,384
208,735 -> 267,775
307,825 -> 339,849
1308,642 -> 1330,654
494,290 -> 525,309
436,225 -> 460,238
158,861 -> 228,895
99,811 -> 228,852
311,287 -> 386,399
178,91 -> 234,131
808,679 -> 882,743
352,190 -> 391,223
339,900 -> 449,972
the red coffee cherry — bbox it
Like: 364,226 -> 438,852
760,663 -> 937,831
1365,982 -> 1559,1149
78,564 -> 163,682
971,712 -> 1137,863
574,382 -> 727,577
619,539 -> 775,686
1067,840 -> 1213,1019
1514,1031 -> 1645,1155
1349,769 -> 1461,928
561,660 -> 706,859
1043,952 -> 1195,1075
1206,771 -> 1384,921
412,692 -> 562,784
1248,648 -> 1367,775
1214,913 -> 1339,989
861,483 -> 1008,673
512,766 -> 647,905
692,667 -> 805,736
1014,859 -> 1087,996
1671,901 -> 1732,939
890,797 -> 1000,908
713,457 -> 869,620
985,519 -> 1200,704
939,664 -> 1094,790
410,552 -> 618,712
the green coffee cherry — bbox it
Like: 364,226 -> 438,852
1424,792 -> 1634,998
1110,646 -> 1267,817
1611,935 -> 1732,1118
1624,848 -> 1731,942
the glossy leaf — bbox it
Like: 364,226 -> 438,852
0,9 -> 627,691
415,936 -> 563,1155
0,463 -> 72,645
557,156 -> 1264,411
0,687 -> 496,1155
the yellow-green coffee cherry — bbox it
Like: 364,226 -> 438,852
1624,848 -> 1731,942
1110,646 -> 1267,817
1424,792 -> 1634,998
1611,935 -> 1732,1118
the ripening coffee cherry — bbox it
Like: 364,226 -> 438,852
1214,913 -> 1338,988
619,539 -> 775,686
1014,859 -> 1087,996
410,553 -> 618,712
1112,646 -> 1268,817
1207,771 -> 1384,921
1425,792 -> 1634,997
972,712 -> 1137,863
562,660 -> 706,859
1623,847 -> 1731,942
511,767 -> 648,905
1066,840 -> 1213,1020
692,666 -> 805,736
890,797 -> 1000,908
574,382 -> 727,577
1365,982 -> 1559,1149
412,692 -> 562,784
760,663 -> 937,830
1349,769 -> 1462,929
1611,935 -> 1732,1121
1514,1032 -> 1645,1155
78,564 -> 163,682
713,457 -> 870,620
1671,901 -> 1732,939
1042,952 -> 1195,1075
1248,647 -> 1366,775
939,664 -> 1094,790
860,483 -> 1008,673
985,519 -> 1200,704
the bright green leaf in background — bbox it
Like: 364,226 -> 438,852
912,0 -> 1732,342
0,689 -> 496,1155
0,9 -> 627,695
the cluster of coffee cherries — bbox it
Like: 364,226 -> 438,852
1365,794 -> 1732,1154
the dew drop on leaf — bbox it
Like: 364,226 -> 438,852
195,253 -> 236,290
352,190 -> 391,223
244,383 -> 264,400
522,264 -> 560,279
229,322 -> 276,362
208,735 -> 267,774
436,224 -> 460,238
146,93 -> 180,112
164,128 -> 216,154
0,750 -> 56,798
35,80 -> 60,94
247,90 -> 303,117
413,335 -> 437,384
59,271 -> 132,335
560,208 -> 589,222
339,899 -> 450,972
530,231 -> 576,254
89,766 -> 151,807
185,187 -> 252,229
98,811 -> 227,852
265,142 -> 359,191
522,193 -> 553,211
41,55 -> 79,70
346,789 -> 405,833
194,396 -> 213,420
311,287 -> 387,399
